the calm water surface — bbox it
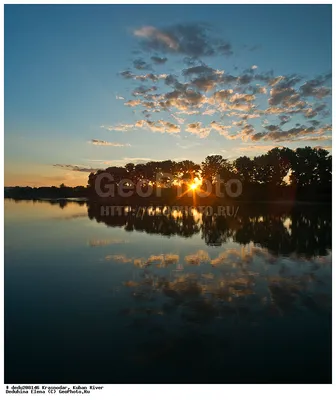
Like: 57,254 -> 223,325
4,199 -> 332,383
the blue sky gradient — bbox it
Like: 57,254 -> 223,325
5,4 -> 332,186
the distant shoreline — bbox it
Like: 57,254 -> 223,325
4,196 -> 331,206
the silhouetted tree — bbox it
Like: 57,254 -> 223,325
201,155 -> 231,184
7,147 -> 331,202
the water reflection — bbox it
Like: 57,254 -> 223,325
110,246 -> 331,320
109,243 -> 331,381
5,199 -> 332,383
86,202 -> 331,257
8,199 -> 331,258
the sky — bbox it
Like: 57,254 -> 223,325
4,4 -> 332,187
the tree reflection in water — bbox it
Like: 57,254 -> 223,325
87,200 -> 332,335
88,202 -> 331,257
6,199 -> 332,382
87,201 -> 331,377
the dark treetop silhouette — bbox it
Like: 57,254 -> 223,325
5,146 -> 331,203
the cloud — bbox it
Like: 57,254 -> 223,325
264,106 -> 304,116
133,58 -> 152,70
161,87 -> 208,112
134,73 -> 168,82
212,88 -> 243,111
171,113 -> 185,124
113,33 -> 331,147
250,123 -> 332,142
134,26 -> 179,51
150,56 -> 168,64
266,76 -> 282,87
304,108 -> 317,118
217,42 -> 233,56
101,124 -> 134,131
300,73 -> 332,98
239,124 -> 255,139
53,164 -> 98,173
279,115 -> 291,126
182,65 -> 219,76
263,124 -> 279,132
164,74 -> 186,89
90,140 -> 131,147
122,157 -> 161,163
132,85 -> 157,96
232,120 -> 244,127
213,89 -> 233,103
185,122 -> 211,138
210,121 -> 231,137
276,74 -> 302,89
133,23 -> 233,57
301,84 -> 331,99
309,120 -> 320,127
124,99 -> 142,107
160,120 -> 180,134
304,103 -> 328,119
135,119 -> 180,134
245,44 -> 261,52
230,93 -> 255,103
301,135 -> 331,142
140,120 -> 165,132
229,102 -> 255,112
87,157 -> 172,167
91,157 -> 185,167
181,66 -> 225,92
189,76 -> 220,92
269,87 -> 299,107
238,145 -> 280,153
238,74 -> 253,85
176,109 -> 200,116
120,70 -> 167,82
120,70 -> 134,79
241,112 -> 261,120
202,108 -> 216,116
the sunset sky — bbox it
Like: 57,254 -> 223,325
5,4 -> 332,187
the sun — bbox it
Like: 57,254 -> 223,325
189,183 -> 198,190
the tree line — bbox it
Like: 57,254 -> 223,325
5,146 -> 331,202
87,146 -> 331,202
